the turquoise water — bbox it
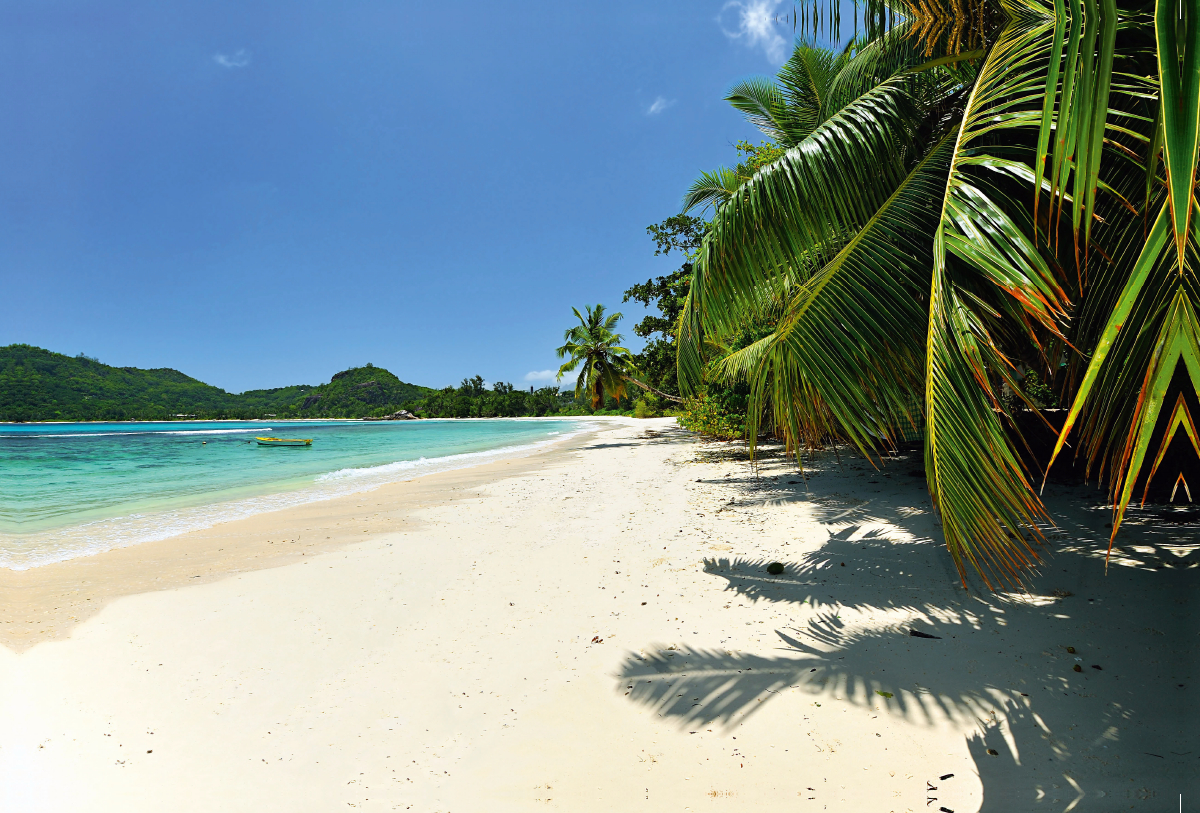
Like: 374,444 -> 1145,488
0,418 -> 586,569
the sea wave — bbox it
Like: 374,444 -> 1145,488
316,439 -> 555,482
7,428 -> 271,439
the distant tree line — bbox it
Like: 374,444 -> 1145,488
406,376 -> 581,418
0,344 -> 626,423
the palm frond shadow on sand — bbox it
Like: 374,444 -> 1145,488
618,499 -> 1198,810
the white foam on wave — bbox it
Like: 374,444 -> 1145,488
8,428 -> 270,439
161,428 -> 273,436
317,439 -> 556,483
0,421 -> 594,570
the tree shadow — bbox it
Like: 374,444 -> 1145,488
618,467 -> 1198,810
582,425 -> 693,451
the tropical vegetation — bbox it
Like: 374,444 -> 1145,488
555,304 -> 684,414
556,305 -> 636,410
657,0 -> 1200,586
0,344 -> 592,421
622,214 -> 707,397
413,376 -> 584,418
0,345 -> 438,421
0,344 -> 253,421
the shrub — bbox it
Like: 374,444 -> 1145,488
677,391 -> 745,439
634,393 -> 663,419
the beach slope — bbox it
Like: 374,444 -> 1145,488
0,418 -> 1194,811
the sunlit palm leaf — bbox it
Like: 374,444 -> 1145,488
1155,0 -> 1200,266
727,129 -> 959,456
682,167 -> 743,215
557,305 -> 636,409
1048,0 -> 1200,556
725,77 -> 800,146
678,76 -> 928,393
925,2 -> 1068,586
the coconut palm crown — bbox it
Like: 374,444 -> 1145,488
557,305 -> 636,410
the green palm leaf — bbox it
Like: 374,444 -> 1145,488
678,75 -> 928,393
924,2 -> 1070,586
1046,0 -> 1200,558
726,129 -> 959,456
682,167 -> 743,215
557,305 -> 636,410
674,0 -> 1200,588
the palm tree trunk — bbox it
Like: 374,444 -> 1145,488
622,376 -> 683,403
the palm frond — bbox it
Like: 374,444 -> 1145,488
682,167 -> 743,215
742,129 -> 960,456
924,2 -> 1068,587
677,75 -> 930,392
725,77 -> 796,145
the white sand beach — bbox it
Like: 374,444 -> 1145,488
0,418 -> 1194,811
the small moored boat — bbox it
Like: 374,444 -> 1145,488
256,436 -> 313,447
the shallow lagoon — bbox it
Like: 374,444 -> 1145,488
0,418 -> 584,568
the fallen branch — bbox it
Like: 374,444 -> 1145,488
622,376 -> 684,403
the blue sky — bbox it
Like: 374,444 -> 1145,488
0,1 -> 803,392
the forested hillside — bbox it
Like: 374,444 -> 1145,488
241,365 -> 435,419
0,345 -> 242,421
0,345 -> 436,421
0,345 -> 607,421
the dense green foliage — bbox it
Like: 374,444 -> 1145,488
410,376 -> 585,418
0,344 -> 612,422
0,345 -> 440,421
0,344 -> 262,421
556,305 -> 636,410
674,389 -> 747,439
622,215 -> 706,399
672,0 -> 1200,585
246,364 -> 435,419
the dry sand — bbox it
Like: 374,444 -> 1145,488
0,417 -> 1195,811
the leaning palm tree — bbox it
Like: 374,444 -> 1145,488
556,305 -> 637,410
558,305 -> 685,408
678,0 -> 1200,587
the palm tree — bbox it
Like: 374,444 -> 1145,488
556,305 -> 637,410
677,0 -> 1200,587
558,305 -> 684,409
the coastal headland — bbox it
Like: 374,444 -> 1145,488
0,419 -> 1193,810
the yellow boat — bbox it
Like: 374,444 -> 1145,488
256,436 -> 312,447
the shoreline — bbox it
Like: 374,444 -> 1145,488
1,417 -> 599,572
0,419 -> 624,651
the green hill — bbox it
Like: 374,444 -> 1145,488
0,345 -> 436,422
239,365 -> 435,419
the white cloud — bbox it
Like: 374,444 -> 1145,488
524,369 -> 561,382
646,96 -> 676,116
213,49 -> 251,69
719,0 -> 788,63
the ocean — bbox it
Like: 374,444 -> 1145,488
0,418 -> 587,570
